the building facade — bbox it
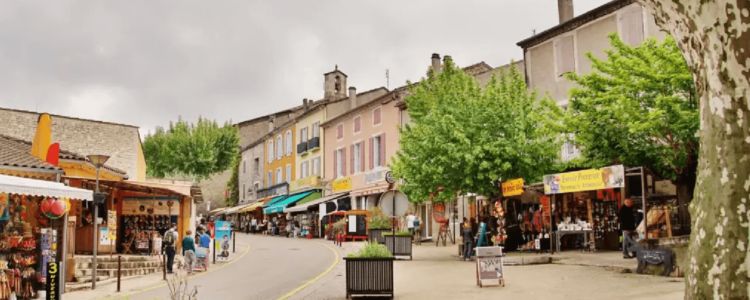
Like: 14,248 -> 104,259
264,122 -> 296,189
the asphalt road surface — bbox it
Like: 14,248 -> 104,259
127,233 -> 336,300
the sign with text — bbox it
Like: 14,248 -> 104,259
215,221 -> 231,258
476,246 -> 504,287
108,210 -> 117,239
99,228 -> 111,245
47,262 -> 59,300
364,168 -> 386,185
539,195 -> 551,219
501,178 -> 524,197
122,198 -> 180,215
332,177 -> 352,192
543,165 -> 625,195
290,175 -> 320,191
257,183 -> 289,199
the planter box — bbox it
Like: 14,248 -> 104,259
344,257 -> 394,299
368,228 -> 390,244
384,235 -> 413,260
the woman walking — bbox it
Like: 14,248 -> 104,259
182,230 -> 197,275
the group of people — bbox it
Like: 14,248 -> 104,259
240,214 -> 307,238
162,221 -> 212,275
405,212 -> 422,245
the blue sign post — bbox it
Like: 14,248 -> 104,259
215,221 -> 231,260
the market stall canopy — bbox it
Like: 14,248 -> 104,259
264,191 -> 316,214
284,192 -> 348,213
238,202 -> 264,213
208,207 -> 228,215
223,203 -> 254,215
263,195 -> 290,208
69,177 -> 192,199
0,174 -> 93,201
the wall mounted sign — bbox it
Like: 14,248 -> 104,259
501,178 -> 524,197
108,210 -> 117,239
290,175 -> 320,191
543,165 -> 625,195
332,177 -> 352,193
365,168 -> 387,185
257,183 -> 289,199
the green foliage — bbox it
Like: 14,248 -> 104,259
382,230 -> 412,236
347,242 -> 393,258
332,218 -> 346,232
224,153 -> 240,206
368,207 -> 392,230
143,117 -> 239,182
563,34 -> 698,184
393,58 -> 563,203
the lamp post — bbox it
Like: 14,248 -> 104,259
87,154 -> 110,290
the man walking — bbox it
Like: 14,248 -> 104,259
164,223 -> 178,273
619,199 -> 636,259
406,212 -> 416,235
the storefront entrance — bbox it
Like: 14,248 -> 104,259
419,203 -> 433,240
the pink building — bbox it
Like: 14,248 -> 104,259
321,90 -> 402,210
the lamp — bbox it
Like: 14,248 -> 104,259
86,154 -> 109,290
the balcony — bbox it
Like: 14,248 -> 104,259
308,137 -> 320,151
297,141 -> 308,154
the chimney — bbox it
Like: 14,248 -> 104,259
303,98 -> 309,111
558,0 -> 574,24
431,53 -> 441,74
268,116 -> 275,133
349,87 -> 357,109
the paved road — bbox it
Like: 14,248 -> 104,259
127,234 -> 336,300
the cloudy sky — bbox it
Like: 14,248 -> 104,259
0,0 -> 610,136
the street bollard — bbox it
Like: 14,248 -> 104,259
213,239 -> 216,264
233,230 -> 236,253
117,255 -> 122,292
162,254 -> 166,280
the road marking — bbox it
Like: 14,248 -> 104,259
105,242 -> 251,300
276,242 -> 339,300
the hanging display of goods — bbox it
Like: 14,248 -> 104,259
41,197 -> 70,219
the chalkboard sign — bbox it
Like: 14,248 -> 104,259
477,257 -> 504,285
47,262 -> 59,300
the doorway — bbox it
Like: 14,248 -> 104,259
419,203 -> 433,240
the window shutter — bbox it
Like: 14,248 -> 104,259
374,108 -> 381,124
342,148 -> 347,176
337,125 -> 343,139
380,133 -> 386,167
350,145 -> 355,174
369,137 -> 374,170
333,150 -> 338,179
360,142 -> 365,172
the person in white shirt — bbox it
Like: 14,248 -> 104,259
406,212 -> 416,235
251,218 -> 258,234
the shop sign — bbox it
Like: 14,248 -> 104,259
364,168 -> 387,185
99,228 -> 111,245
539,195 -> 551,223
501,178 -> 524,197
543,165 -> 625,195
108,210 -> 117,240
290,175 -> 320,191
215,221 -> 231,258
257,183 -> 289,199
47,261 -> 59,300
122,198 -> 181,215
332,177 -> 352,192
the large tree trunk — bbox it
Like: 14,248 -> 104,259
635,1 -> 750,299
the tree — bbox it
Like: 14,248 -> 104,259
633,1 -> 750,299
143,117 -> 239,182
564,33 -> 698,221
392,58 -> 564,203
224,153 -> 240,207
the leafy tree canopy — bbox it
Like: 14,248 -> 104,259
224,153 -> 240,206
392,59 -> 563,203
143,117 -> 239,182
563,33 -> 698,185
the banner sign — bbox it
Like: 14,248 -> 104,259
207,222 -> 216,239
539,195 -> 551,218
215,221 -> 231,258
332,177 -> 352,192
122,198 -> 180,215
290,175 -> 320,191
543,165 -> 625,195
108,210 -> 117,239
501,178 -> 524,197
47,262 -> 59,300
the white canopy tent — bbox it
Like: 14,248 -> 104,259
0,174 -> 93,201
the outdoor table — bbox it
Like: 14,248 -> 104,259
553,230 -> 593,253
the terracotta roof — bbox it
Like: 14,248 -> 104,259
0,107 -> 139,129
0,134 -> 128,177
0,135 -> 63,173
517,0 -> 631,49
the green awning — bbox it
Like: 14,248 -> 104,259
264,191 -> 314,214
263,195 -> 289,208
295,192 -> 322,206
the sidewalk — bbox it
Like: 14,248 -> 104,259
64,242 -> 248,300
287,240 -> 365,300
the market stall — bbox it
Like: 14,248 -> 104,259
0,174 -> 93,299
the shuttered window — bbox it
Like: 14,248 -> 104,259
337,124 -> 344,139
354,116 -> 361,133
373,108 -> 382,125
555,35 -> 575,77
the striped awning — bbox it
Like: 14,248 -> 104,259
351,184 -> 390,197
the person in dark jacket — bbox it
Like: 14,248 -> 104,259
618,198 -> 636,258
462,218 -> 474,261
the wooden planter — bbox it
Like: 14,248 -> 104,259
384,235 -> 414,260
344,257 -> 394,299
368,228 -> 390,244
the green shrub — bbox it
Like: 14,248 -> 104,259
348,242 -> 393,258
382,230 -> 413,236
332,218 -> 346,232
368,207 -> 392,230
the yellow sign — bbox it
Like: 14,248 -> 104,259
108,210 -> 117,240
332,177 -> 352,192
290,175 -> 320,191
501,178 -> 524,197
543,165 -> 625,195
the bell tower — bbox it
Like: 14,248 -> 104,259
324,65 -> 348,99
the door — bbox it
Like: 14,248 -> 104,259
420,203 -> 433,239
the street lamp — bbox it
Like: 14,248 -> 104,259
87,154 -> 109,290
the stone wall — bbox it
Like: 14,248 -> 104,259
238,109 -> 302,149
0,108 -> 141,178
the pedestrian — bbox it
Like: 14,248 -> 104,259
182,230 -> 196,275
199,229 -> 211,248
163,223 -> 178,273
251,217 -> 258,234
413,216 -> 422,245
619,198 -> 636,259
406,211 -> 416,235
293,217 -> 301,238
245,218 -> 251,234
462,218 -> 474,261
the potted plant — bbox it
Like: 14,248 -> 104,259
333,219 -> 346,242
344,242 -> 394,299
382,230 -> 414,260
367,207 -> 392,244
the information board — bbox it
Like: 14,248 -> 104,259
475,246 -> 505,287
108,210 -> 117,239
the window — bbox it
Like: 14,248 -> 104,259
267,171 -> 273,187
300,127 -> 308,143
337,124 -> 344,139
254,158 -> 260,175
353,143 -> 361,173
301,161 -> 309,178
286,164 -> 292,182
620,5 -> 644,46
243,160 -> 246,174
276,168 -> 283,184
373,107 -> 382,125
276,135 -> 283,159
353,116 -> 361,133
370,133 -> 386,168
285,131 -> 293,156
336,149 -> 343,178
267,140 -> 274,162
555,35 -> 575,77
254,182 -> 260,192
373,136 -> 381,167
243,184 -> 245,200
312,157 -> 321,176
312,122 -> 320,138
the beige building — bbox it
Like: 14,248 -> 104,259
517,0 -> 666,161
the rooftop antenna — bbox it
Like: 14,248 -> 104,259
386,69 -> 390,90
532,29 -> 536,35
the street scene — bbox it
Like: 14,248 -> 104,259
0,0 -> 747,299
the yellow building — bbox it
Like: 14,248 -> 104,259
264,122 -> 296,188
291,104 -> 325,191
